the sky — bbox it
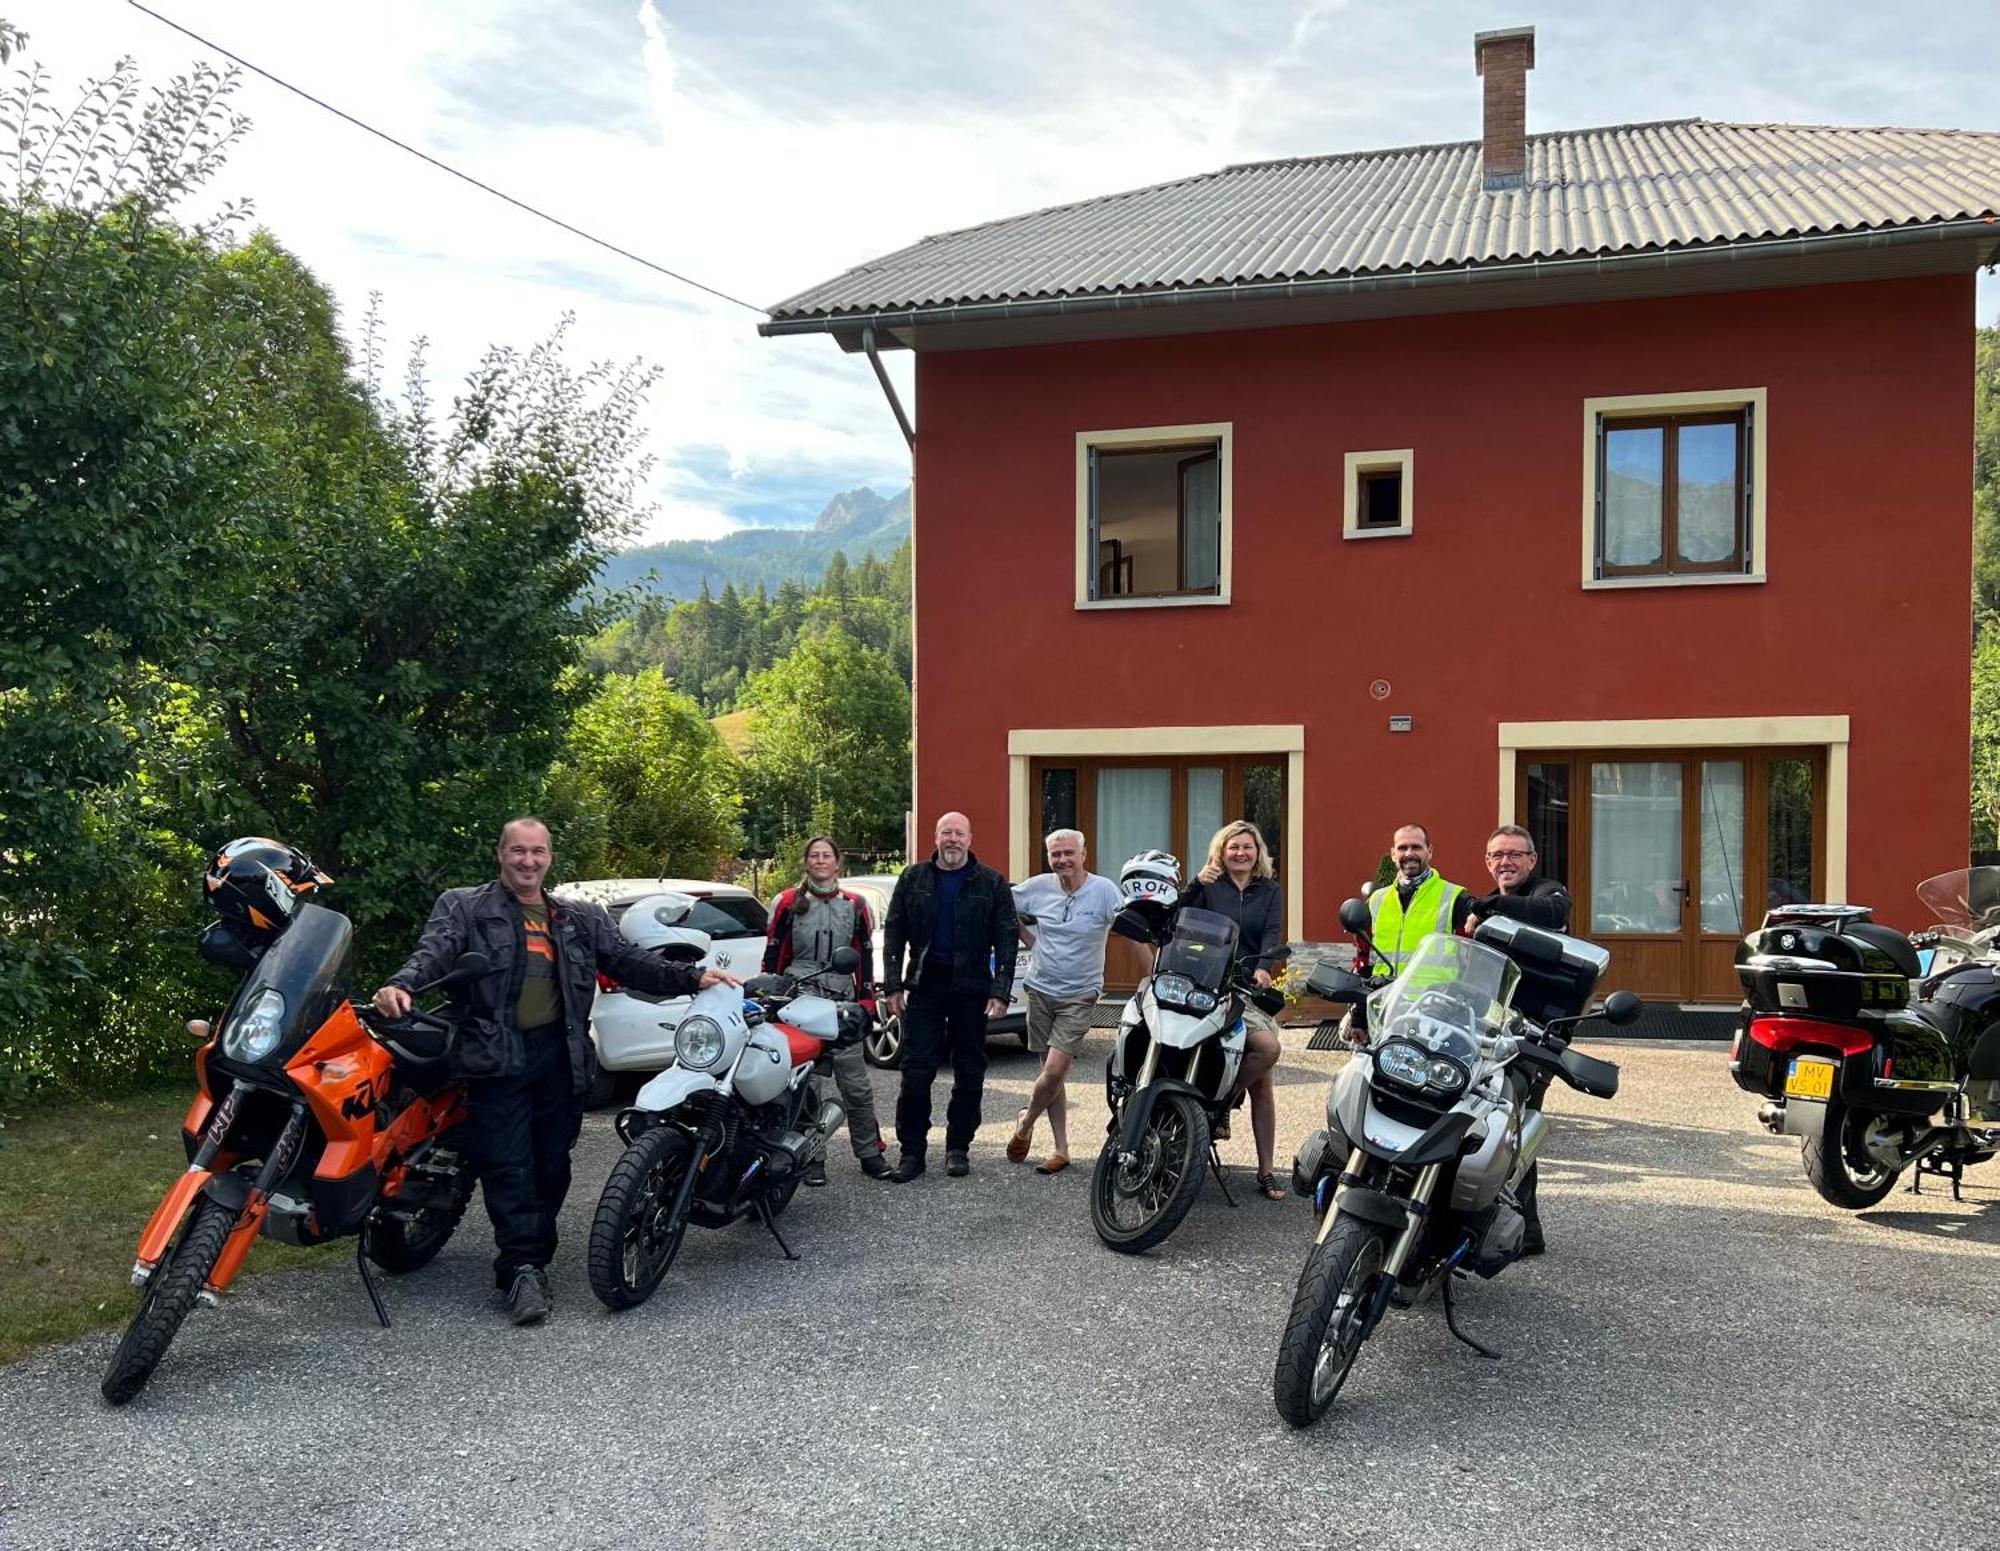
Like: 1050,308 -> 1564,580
14,0 -> 2000,546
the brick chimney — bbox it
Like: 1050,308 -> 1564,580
1474,26 -> 1535,191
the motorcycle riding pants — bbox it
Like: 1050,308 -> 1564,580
464,1028 -> 582,1287
824,1041 -> 886,1158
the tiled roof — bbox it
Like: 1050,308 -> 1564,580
767,120 -> 2000,322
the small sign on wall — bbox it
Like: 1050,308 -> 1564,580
1388,715 -> 1413,733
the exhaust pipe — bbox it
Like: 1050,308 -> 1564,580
1757,1101 -> 1785,1135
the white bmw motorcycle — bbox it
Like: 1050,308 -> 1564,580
1091,866 -> 1290,1254
585,947 -> 867,1310
1271,902 -> 1638,1426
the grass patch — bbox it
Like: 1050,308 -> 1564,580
0,1088 -> 324,1366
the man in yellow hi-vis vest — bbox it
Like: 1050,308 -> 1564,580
1365,823 -> 1473,984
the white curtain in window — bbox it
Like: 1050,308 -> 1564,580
1590,761 -> 1682,934
1097,768 -> 1173,876
1185,767 -> 1225,868
1699,760 -> 1746,933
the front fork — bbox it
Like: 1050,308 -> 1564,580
132,1080 -> 250,1284
1314,1149 -> 1442,1337
200,1103 -> 310,1303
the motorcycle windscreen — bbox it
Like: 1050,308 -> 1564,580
1155,907 -> 1239,991
1915,867 -> 2000,932
1365,934 -> 1518,1061
216,902 -> 354,1068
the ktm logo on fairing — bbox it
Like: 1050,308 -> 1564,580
340,1077 -> 380,1120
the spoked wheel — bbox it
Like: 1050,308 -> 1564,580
365,1155 -> 474,1274
1803,1098 -> 1900,1209
1090,1090 -> 1209,1254
588,1126 -> 695,1310
101,1195 -> 238,1406
863,1010 -> 904,1069
1273,1215 -> 1389,1428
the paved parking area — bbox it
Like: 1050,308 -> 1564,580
2,1036 -> 1997,1551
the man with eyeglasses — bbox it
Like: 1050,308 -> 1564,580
1467,823 -> 1571,1256
1004,829 -> 1122,1175
1465,824 -> 1571,933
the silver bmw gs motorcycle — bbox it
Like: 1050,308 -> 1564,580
1091,893 -> 1289,1254
1272,900 -> 1638,1427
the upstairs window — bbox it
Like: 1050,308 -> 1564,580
1583,390 -> 1765,587
1076,424 -> 1231,607
1343,449 -> 1414,540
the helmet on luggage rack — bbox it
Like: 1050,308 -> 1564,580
1118,850 -> 1182,905
203,837 -> 332,938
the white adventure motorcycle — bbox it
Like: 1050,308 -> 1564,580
1091,853 -> 1290,1254
586,940 -> 868,1310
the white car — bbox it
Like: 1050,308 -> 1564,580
844,873 -> 1034,1069
553,877 -> 769,1105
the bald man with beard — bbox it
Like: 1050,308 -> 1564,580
880,811 -> 1019,1181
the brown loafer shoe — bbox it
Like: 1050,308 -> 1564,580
1005,1109 -> 1033,1164
1034,1153 -> 1070,1175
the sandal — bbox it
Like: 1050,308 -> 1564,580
1035,1153 -> 1070,1175
1256,1172 -> 1287,1202
1006,1109 -> 1034,1164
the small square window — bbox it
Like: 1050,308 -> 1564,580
1342,449 -> 1413,539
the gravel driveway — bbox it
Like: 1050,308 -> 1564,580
2,1038 -> 1996,1551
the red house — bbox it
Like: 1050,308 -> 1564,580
763,27 -> 2000,1004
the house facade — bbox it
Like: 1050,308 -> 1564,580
764,28 -> 2000,1002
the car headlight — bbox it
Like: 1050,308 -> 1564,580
223,988 -> 287,1062
1374,1040 -> 1432,1089
675,1014 -> 727,1071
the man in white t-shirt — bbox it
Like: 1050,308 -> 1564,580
1003,829 -> 1123,1175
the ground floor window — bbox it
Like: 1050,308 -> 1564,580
1517,747 -> 1825,1002
1030,753 -> 1286,989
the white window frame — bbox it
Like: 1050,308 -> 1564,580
1342,449 -> 1414,540
1581,387 -> 1768,590
1075,422 -> 1233,610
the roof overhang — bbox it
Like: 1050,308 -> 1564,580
760,220 -> 2000,354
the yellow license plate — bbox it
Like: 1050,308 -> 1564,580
1785,1058 -> 1836,1100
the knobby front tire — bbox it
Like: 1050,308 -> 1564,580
588,1126 -> 694,1311
100,1195 -> 237,1406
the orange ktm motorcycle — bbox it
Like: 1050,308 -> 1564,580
102,841 -> 486,1405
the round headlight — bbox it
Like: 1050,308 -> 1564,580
675,1014 -> 727,1071
1373,1040 -> 1431,1089
1426,1057 -> 1469,1093
223,988 -> 288,1062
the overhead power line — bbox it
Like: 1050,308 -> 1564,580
125,0 -> 767,315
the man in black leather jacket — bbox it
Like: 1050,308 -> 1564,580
1466,823 -> 1572,1255
880,811 -> 1018,1181
372,816 -> 736,1324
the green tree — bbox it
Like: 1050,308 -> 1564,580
741,627 -> 910,853
1975,327 -> 2000,621
543,672 -> 743,879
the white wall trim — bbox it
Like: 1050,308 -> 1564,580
1075,421 -> 1233,609
1342,448 -> 1414,540
1007,723 -> 1307,939
1497,714 -> 1849,901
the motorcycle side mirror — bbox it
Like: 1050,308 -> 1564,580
1337,897 -> 1372,935
1599,990 -> 1643,1027
1358,881 -> 1377,899
428,951 -> 491,994
828,946 -> 862,975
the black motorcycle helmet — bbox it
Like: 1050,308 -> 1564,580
203,837 -> 333,937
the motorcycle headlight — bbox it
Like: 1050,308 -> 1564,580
1426,1056 -> 1469,1093
223,988 -> 287,1063
1374,1040 -> 1432,1089
1155,973 -> 1194,1005
674,1014 -> 727,1071
1187,990 -> 1216,1012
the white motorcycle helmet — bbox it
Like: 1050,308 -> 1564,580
1118,850 -> 1182,905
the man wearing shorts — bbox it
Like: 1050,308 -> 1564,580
1004,829 -> 1122,1175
